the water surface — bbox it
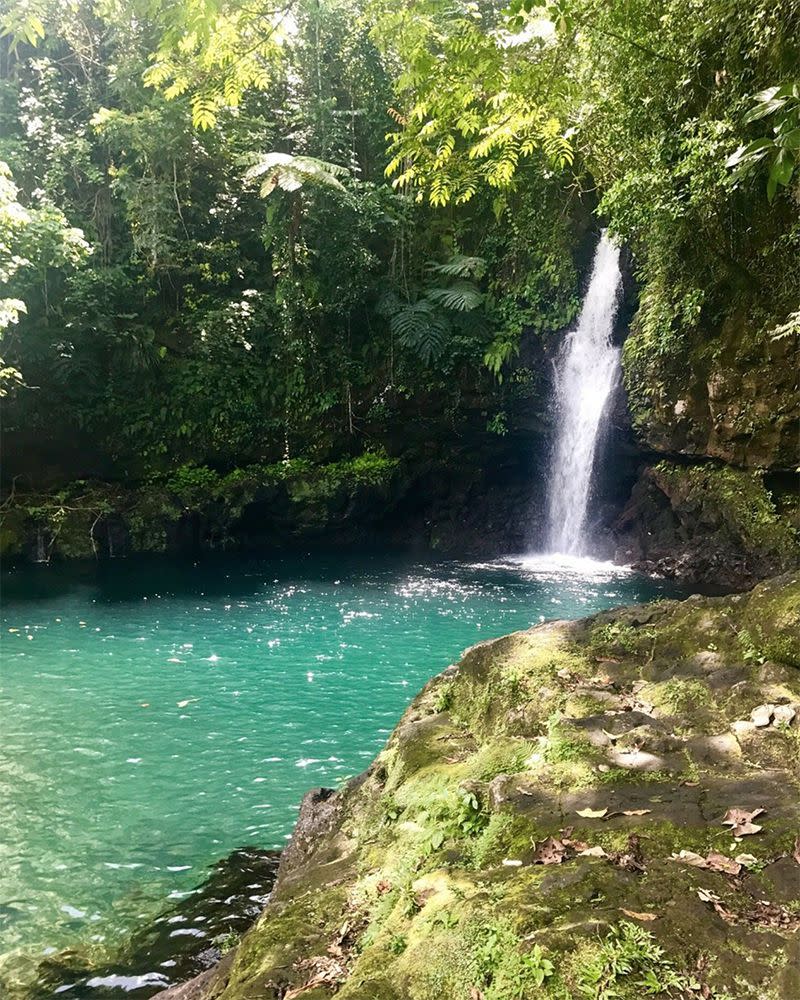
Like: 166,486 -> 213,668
0,553 -> 685,989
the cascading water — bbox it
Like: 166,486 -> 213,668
545,232 -> 623,556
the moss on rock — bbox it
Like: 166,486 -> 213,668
157,574 -> 800,1000
614,461 -> 800,589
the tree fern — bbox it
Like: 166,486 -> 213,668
244,153 -> 350,197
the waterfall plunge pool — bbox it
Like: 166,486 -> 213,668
1,552 -> 687,993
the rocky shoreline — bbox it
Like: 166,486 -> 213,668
138,572 -> 800,1000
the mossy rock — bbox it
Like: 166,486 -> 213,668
613,461 -> 800,589
157,574 -> 800,1000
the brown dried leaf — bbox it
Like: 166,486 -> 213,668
671,850 -> 742,875
622,808 -> 652,816
579,845 -> 608,858
612,834 -> 646,873
721,808 -> 765,837
672,849 -> 708,868
705,852 -> 742,876
696,888 -> 736,924
533,837 -> 567,865
576,807 -> 608,819
285,956 -> 349,999
620,908 -> 657,921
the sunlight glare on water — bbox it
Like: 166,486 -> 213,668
0,553 -> 684,988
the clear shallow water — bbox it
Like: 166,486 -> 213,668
0,553 -> 685,988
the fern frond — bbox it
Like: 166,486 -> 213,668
244,152 -> 350,196
426,280 -> 483,311
428,255 -> 487,279
389,300 -> 450,363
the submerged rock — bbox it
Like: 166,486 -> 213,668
29,849 -> 280,1000
154,573 -> 800,1000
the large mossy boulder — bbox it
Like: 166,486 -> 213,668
158,574 -> 800,1000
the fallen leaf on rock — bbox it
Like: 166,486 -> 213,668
285,956 -> 349,999
672,850 -> 742,875
696,889 -> 800,931
734,853 -> 758,868
502,859 -> 523,867
705,852 -> 742,875
722,808 -> 764,837
750,704 -> 775,727
533,837 -> 567,865
622,809 -> 652,817
578,846 -> 608,858
773,704 -> 797,726
672,850 -> 707,868
576,807 -> 608,819
696,888 -> 736,923
620,909 -> 657,921
611,834 -> 645,873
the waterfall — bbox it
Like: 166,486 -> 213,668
35,527 -> 47,564
545,232 -> 623,556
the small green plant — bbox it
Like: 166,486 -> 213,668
474,920 -> 556,998
388,932 -> 407,954
486,411 -> 508,436
434,681 -> 454,713
591,622 -> 641,654
453,788 -> 489,838
381,794 -> 401,824
212,931 -> 240,954
576,921 -> 687,998
429,908 -> 460,930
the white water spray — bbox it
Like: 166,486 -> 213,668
545,232 -> 623,555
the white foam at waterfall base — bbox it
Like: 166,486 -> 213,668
544,232 -> 623,556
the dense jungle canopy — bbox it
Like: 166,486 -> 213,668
0,0 -> 798,558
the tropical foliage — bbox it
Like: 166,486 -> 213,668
0,0 -> 797,488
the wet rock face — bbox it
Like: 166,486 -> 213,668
623,311 -> 800,472
155,574 -> 800,1000
612,462 -> 800,589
